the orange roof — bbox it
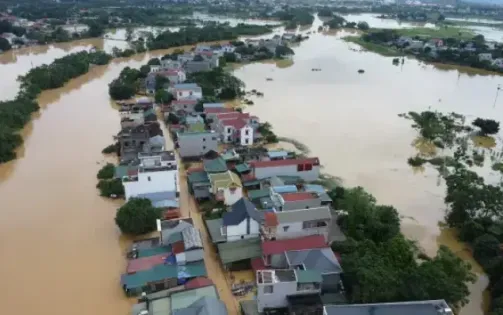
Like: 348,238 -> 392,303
264,212 -> 278,227
126,254 -> 168,274
172,240 -> 185,254
281,192 -> 317,202
249,157 -> 320,168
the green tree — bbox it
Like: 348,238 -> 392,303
357,21 -> 370,30
109,79 -> 136,100
0,37 -> 12,51
275,45 -> 294,58
155,75 -> 169,90
140,65 -> 151,77
148,58 -> 161,65
155,89 -> 173,104
96,178 -> 124,197
87,21 -> 105,37
166,113 -> 180,124
97,163 -> 115,180
115,198 -> 161,235
318,8 -> 333,17
472,118 -> 500,135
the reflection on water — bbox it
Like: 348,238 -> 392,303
342,13 -> 436,29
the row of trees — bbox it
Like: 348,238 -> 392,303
331,186 -> 475,309
0,50 -> 113,163
146,23 -> 273,51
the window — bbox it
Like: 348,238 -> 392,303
220,226 -> 227,236
241,235 -> 244,239
303,220 -> 327,229
244,139 -> 249,144
227,136 -> 232,142
264,285 -> 274,294
212,137 -> 217,140
203,138 -> 206,142
148,176 -> 151,182
189,91 -> 193,96
245,129 -> 249,135
283,226 -> 289,232
297,164 -> 305,172
184,105 -> 187,109
202,146 -> 206,150
305,164 -> 313,171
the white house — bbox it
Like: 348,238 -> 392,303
150,65 -> 161,73
122,151 -> 179,207
171,83 -> 203,101
493,58 -> 503,69
221,198 -> 261,242
213,112 -> 259,146
160,59 -> 183,69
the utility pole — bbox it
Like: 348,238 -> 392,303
494,84 -> 501,108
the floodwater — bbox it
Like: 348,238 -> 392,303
342,13 -> 436,29
0,13 -> 497,315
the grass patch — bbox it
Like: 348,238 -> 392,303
394,26 -> 474,40
472,135 -> 496,149
408,156 -> 427,167
344,35 -> 402,57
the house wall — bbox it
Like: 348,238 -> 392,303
322,273 -> 341,293
240,126 -> 254,146
253,165 -> 320,181
175,89 -> 203,101
226,218 -> 260,242
176,249 -> 204,265
178,133 -> 219,158
275,221 -> 329,242
123,170 -> 178,201
222,187 -> 243,206
282,198 -> 322,211
257,281 -> 296,312
173,103 -> 197,113
220,124 -> 234,143
192,185 -> 211,199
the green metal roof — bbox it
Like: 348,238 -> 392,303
188,171 -> 210,184
278,175 -> 302,185
122,262 -> 207,290
234,163 -> 250,173
115,165 -> 138,178
243,180 -> 261,187
144,108 -> 155,117
295,269 -> 323,283
205,219 -> 225,244
138,246 -> 170,258
247,189 -> 270,201
203,157 -> 228,173
217,238 -> 262,264
170,285 -> 218,311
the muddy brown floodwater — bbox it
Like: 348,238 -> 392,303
0,16 -> 498,315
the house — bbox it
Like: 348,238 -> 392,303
217,237 -> 262,268
131,284 -> 227,315
493,58 -> 503,69
208,171 -> 243,205
221,43 -> 235,53
157,218 -> 204,265
213,112 -> 259,146
203,103 -> 225,110
185,60 -> 212,73
171,99 -> 199,114
121,260 -> 207,296
265,150 -> 290,161
248,157 -> 321,181
204,107 -> 233,120
273,192 -> 322,211
178,53 -> 195,63
122,151 -> 179,207
160,59 -> 184,69
177,131 -> 219,159
282,33 -> 295,41
147,69 -> 187,94
262,206 -> 332,242
427,38 -> 444,47
253,235 -> 327,271
221,198 -> 262,242
171,83 -> 203,101
407,40 -> 424,50
203,156 -> 228,173
188,170 -> 211,200
256,269 -> 323,313
117,123 -> 164,162
185,114 -> 205,126
195,44 -> 212,53
479,53 -> 493,62
324,300 -> 453,315
396,36 -> 412,47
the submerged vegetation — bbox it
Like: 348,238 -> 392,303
331,186 -> 475,308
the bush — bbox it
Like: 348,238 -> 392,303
115,198 -> 161,235
97,178 -> 124,197
97,163 -> 115,180
473,118 -> 500,135
102,143 -> 118,154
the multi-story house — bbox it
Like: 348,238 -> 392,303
256,269 -> 323,313
121,151 -> 179,208
213,112 -> 259,146
248,157 -> 321,181
176,131 -> 219,158
116,122 -> 164,162
171,83 -> 203,101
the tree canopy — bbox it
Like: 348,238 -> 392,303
472,118 -> 500,135
97,163 -> 115,180
115,198 -> 161,235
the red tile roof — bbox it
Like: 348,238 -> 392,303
221,118 -> 247,130
249,157 -> 320,169
281,192 -> 317,202
187,167 -> 204,174
262,235 -> 327,256
172,241 -> 185,254
215,112 -> 249,120
264,212 -> 279,227
126,254 -> 168,274
251,257 -> 268,272
184,277 -> 214,290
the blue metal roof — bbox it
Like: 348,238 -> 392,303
272,185 -> 298,194
203,103 -> 225,109
174,83 -> 200,89
267,150 -> 289,159
304,184 -> 326,194
152,199 -> 180,208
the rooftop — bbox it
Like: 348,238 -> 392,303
275,206 -> 331,223
217,237 -> 262,264
257,269 -> 296,284
208,171 -> 242,191
324,300 -> 452,315
205,218 -> 226,243
267,150 -> 289,159
127,253 -> 170,274
173,83 -> 201,90
262,235 -> 327,255
281,192 -> 318,202
177,131 -> 215,138
222,198 -> 262,226
249,157 -> 320,168
285,247 -> 342,274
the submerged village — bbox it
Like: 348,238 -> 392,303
93,33 -> 463,315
